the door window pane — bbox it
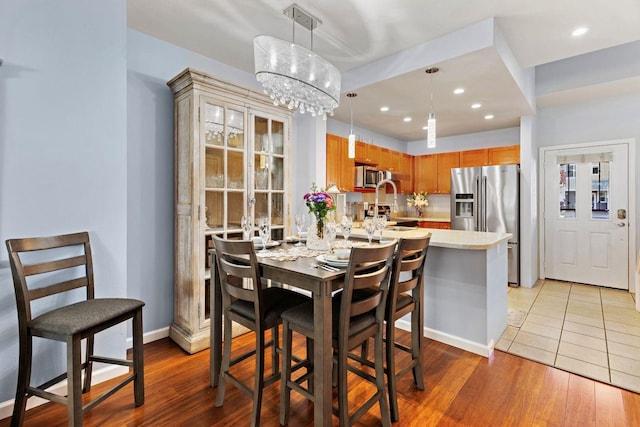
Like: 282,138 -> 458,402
559,163 -> 576,218
591,161 -> 609,220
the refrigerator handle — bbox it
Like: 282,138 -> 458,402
482,176 -> 488,232
475,176 -> 480,231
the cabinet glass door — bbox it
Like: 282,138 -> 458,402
203,98 -> 246,237
252,114 -> 286,240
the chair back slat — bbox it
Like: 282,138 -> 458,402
212,236 -> 263,319
340,241 -> 396,335
29,277 -> 88,301
6,232 -> 94,324
23,255 -> 86,277
388,235 -> 431,315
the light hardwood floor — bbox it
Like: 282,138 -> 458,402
2,331 -> 640,426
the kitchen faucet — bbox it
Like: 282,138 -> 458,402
374,178 -> 399,219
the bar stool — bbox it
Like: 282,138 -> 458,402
279,241 -> 397,427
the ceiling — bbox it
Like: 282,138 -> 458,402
128,0 -> 640,142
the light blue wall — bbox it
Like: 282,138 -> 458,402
0,0 -> 127,403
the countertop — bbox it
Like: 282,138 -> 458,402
392,214 -> 451,223
350,227 -> 511,250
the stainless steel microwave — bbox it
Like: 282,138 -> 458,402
355,166 -> 380,188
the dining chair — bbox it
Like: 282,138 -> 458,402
383,235 -> 431,421
6,231 -> 145,427
357,235 -> 431,421
212,236 -> 310,427
279,241 -> 397,427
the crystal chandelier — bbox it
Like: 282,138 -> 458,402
253,4 -> 341,120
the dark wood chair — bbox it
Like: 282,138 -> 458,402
5,231 -> 145,427
384,235 -> 431,421
279,241 -> 397,427
357,235 -> 431,421
212,236 -> 310,427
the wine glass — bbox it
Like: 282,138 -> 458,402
294,213 -> 306,246
258,217 -> 271,253
324,220 -> 337,251
363,218 -> 376,246
375,214 -> 387,242
340,216 -> 353,246
241,215 -> 253,241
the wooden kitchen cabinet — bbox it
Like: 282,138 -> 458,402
436,152 -> 459,194
418,221 -> 451,229
168,68 -> 292,353
326,134 -> 355,192
399,153 -> 413,194
354,140 -> 379,165
414,154 -> 438,194
460,148 -> 489,167
488,145 -> 520,165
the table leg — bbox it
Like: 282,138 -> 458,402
314,284 -> 333,427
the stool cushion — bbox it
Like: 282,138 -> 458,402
231,287 -> 310,329
29,298 -> 145,336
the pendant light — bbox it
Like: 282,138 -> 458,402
425,67 -> 439,148
346,92 -> 357,158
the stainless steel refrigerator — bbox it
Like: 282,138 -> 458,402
450,164 -> 520,285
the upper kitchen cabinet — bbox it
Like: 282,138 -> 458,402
355,140 -> 379,165
325,134 -> 354,192
413,152 -> 459,194
460,148 -> 489,167
398,153 -> 414,194
167,68 -> 292,354
414,154 -> 438,194
488,145 -> 520,165
459,145 -> 520,167
437,152 -> 459,194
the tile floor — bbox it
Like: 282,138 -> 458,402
496,279 -> 640,393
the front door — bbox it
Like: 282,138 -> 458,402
544,143 -> 629,289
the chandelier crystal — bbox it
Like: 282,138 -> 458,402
253,5 -> 341,120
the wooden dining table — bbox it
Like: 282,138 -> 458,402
209,243 -> 346,427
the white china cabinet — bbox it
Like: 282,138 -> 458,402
167,68 -> 292,353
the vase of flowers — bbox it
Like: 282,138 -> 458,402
304,183 -> 336,250
407,191 -> 429,217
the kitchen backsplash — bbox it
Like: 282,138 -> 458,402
349,191 -> 451,218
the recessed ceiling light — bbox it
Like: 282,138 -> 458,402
572,27 -> 589,37
453,88 -> 465,95
471,103 -> 482,109
380,106 -> 389,112
403,117 -> 412,122
484,114 -> 494,120
422,125 -> 428,130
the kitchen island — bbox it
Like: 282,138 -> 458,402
351,226 -> 510,357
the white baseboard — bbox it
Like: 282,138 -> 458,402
0,326 -> 171,422
423,326 -> 494,358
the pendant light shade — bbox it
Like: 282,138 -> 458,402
425,67 -> 439,148
253,4 -> 341,120
346,92 -> 357,158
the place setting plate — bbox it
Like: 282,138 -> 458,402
316,254 -> 349,268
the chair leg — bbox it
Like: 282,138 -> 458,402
215,315 -> 233,407
251,329 -> 265,427
306,337 -> 314,392
375,329 -> 391,427
133,308 -> 145,406
271,325 -> 280,377
279,320 -> 292,426
337,346 -> 349,427
11,335 -> 32,427
411,308 -> 425,390
68,335 -> 83,427
83,335 -> 94,393
385,319 -> 400,422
